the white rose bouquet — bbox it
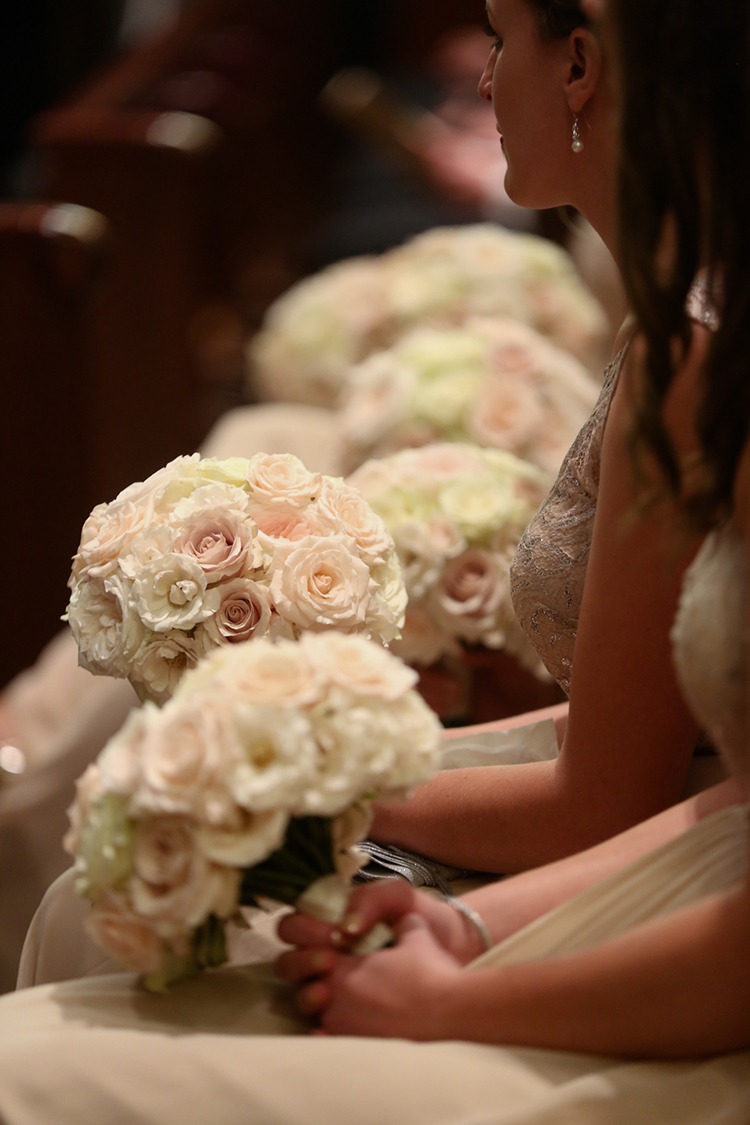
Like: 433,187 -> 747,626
247,224 -> 608,408
67,453 -> 406,703
381,223 -> 609,372
348,444 -> 551,671
340,317 -> 599,476
66,633 -> 442,990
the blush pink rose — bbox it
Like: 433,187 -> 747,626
204,579 -> 272,646
174,511 -> 255,581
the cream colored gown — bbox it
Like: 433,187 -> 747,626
0,361 -> 748,1120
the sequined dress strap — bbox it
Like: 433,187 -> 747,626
509,346 -> 627,693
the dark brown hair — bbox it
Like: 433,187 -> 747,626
612,0 -> 750,524
526,0 -> 588,39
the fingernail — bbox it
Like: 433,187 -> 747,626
311,951 -> 330,973
330,930 -> 344,945
342,913 -> 363,935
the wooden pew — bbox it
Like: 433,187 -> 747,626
0,202 -> 109,686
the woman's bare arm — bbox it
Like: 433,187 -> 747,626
463,776 -> 743,940
370,347 -> 705,872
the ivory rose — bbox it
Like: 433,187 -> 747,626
229,705 -> 318,812
197,808 -> 289,867
205,641 -> 324,708
96,707 -> 150,797
133,554 -> 220,633
72,500 -> 153,582
67,574 -> 144,677
130,629 -> 212,703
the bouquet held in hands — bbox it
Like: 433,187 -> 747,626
66,634 -> 443,990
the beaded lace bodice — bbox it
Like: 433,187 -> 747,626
672,526 -> 748,783
509,347 -> 627,693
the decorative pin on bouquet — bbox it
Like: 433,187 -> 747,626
66,633 -> 443,990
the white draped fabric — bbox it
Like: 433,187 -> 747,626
0,804 -> 748,1125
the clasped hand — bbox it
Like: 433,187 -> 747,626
275,881 -> 483,1039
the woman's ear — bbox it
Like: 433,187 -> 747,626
564,28 -> 603,114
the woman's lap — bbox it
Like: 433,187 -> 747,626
1,967 -> 749,1125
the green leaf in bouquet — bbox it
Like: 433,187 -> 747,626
193,914 -> 229,970
140,917 -> 228,993
142,949 -> 201,993
74,794 -> 134,900
239,817 -> 337,908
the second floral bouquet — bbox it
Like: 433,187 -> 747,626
67,453 -> 407,703
66,633 -> 443,990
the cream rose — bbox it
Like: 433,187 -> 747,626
129,817 -> 239,935
63,762 -> 104,855
85,893 -> 164,973
96,706 -> 151,798
169,482 -> 253,522
134,697 -> 243,823
116,455 -> 201,513
133,554 -> 220,632
430,548 -> 509,643
314,481 -> 393,564
466,375 -> 545,457
246,453 -> 322,511
302,633 -> 417,700
438,476 -> 519,542
72,500 -> 153,581
197,807 -> 289,867
269,535 -> 374,633
67,573 -> 144,677
364,553 -> 408,643
253,511 -> 324,542
340,352 -> 414,449
224,639 -> 324,707
130,628 -> 212,703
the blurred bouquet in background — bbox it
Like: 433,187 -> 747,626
247,224 -> 609,409
67,453 -> 406,704
340,317 -> 599,476
66,634 -> 443,990
348,443 -> 550,674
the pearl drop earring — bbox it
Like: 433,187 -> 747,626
572,116 -> 583,153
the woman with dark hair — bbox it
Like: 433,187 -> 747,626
0,0 -> 749,1120
366,0 -> 735,876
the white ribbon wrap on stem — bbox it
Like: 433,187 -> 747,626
296,874 -> 393,954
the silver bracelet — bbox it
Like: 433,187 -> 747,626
442,894 -> 493,953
